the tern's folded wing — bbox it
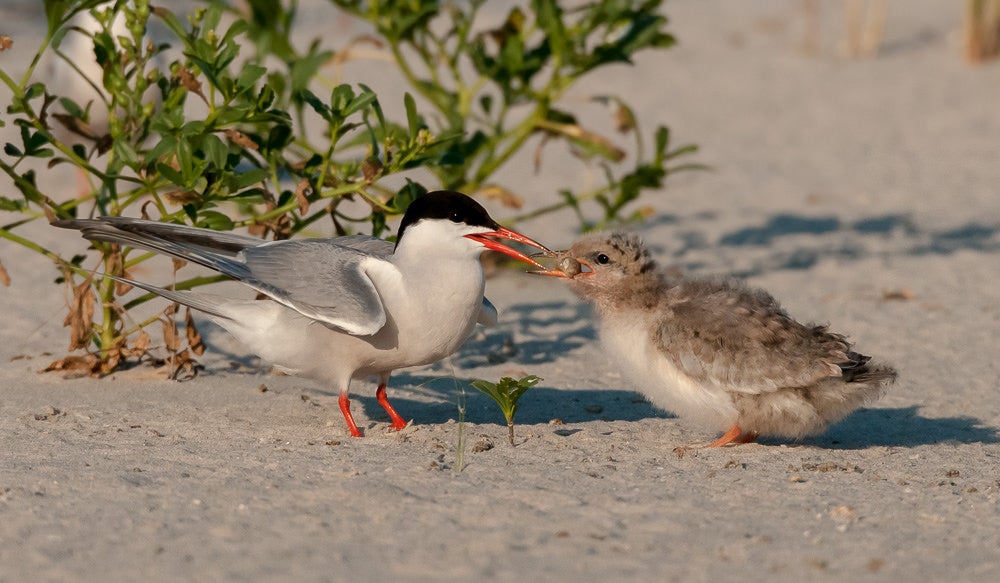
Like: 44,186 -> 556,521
237,240 -> 388,336
331,234 -> 396,256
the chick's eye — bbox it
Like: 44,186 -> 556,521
596,253 -> 610,265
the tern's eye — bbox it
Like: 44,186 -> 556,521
449,211 -> 462,223
596,253 -> 610,265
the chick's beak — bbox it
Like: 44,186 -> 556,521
525,253 -> 594,278
528,259 -> 594,278
530,267 -> 573,278
465,227 -> 552,269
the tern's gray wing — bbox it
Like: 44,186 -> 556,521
237,239 -> 388,336
55,218 -> 390,336
332,234 -> 396,256
53,216 -> 263,256
653,279 -> 853,394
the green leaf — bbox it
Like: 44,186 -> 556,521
389,180 -> 426,214
330,84 -> 355,117
300,89 -> 332,121
359,84 -> 386,128
200,134 -> 229,169
403,92 -> 420,140
230,168 -> 269,190
24,83 -> 46,101
479,95 -> 493,115
344,88 -> 378,117
144,136 -> 177,166
470,375 -> 541,422
112,139 -> 139,167
290,50 -> 333,93
654,125 -> 669,165
58,97 -> 85,120
265,124 -> 293,152
531,0 -> 567,58
151,5 -> 187,39
156,162 -> 186,186
236,64 -> 268,93
179,120 -> 207,137
0,196 -> 26,211
195,210 -> 235,231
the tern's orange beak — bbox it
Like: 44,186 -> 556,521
465,227 -> 552,269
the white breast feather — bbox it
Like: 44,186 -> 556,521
600,316 -> 738,431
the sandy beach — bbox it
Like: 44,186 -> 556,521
2,1 -> 999,581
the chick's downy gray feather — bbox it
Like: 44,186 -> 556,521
562,232 -> 896,445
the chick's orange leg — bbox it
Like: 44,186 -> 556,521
338,392 -> 363,437
705,423 -> 744,448
376,383 -> 408,431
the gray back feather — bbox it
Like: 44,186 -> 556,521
653,278 -> 862,393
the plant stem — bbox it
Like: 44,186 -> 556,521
455,385 -> 467,473
469,105 -> 544,190
507,419 -> 515,446
0,226 -> 91,278
97,254 -> 119,355
122,274 -> 229,310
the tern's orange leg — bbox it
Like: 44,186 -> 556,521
376,383 -> 408,431
338,392 -> 363,437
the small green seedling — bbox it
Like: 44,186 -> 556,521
470,375 -> 541,446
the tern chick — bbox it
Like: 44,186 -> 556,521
55,191 -> 551,437
536,232 -> 896,447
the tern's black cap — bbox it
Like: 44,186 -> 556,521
396,190 -> 500,243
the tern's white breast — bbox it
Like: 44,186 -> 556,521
599,314 -> 738,431
363,254 -> 485,369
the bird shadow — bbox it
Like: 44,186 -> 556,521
352,373 -> 670,426
798,406 -> 1000,449
446,300 -> 596,368
355,379 -> 999,451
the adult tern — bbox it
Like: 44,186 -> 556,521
55,190 -> 552,437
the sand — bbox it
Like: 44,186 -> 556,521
2,1 -> 999,581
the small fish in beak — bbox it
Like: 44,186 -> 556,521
527,250 -> 593,279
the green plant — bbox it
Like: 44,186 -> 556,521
1,1 -> 444,373
1,0 -> 695,374
333,0 -> 699,228
470,375 -> 541,446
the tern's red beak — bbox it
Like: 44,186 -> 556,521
465,227 -> 552,269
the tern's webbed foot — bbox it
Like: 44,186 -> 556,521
376,384 -> 409,431
338,392 -> 363,437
